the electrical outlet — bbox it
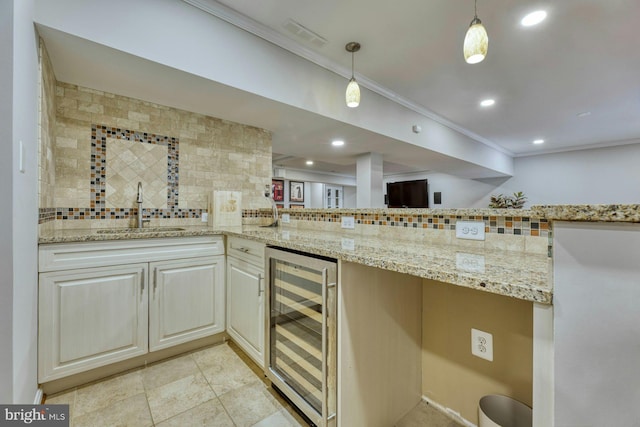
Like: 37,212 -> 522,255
201,212 -> 208,222
456,253 -> 485,273
281,213 -> 290,224
456,221 -> 486,241
341,216 -> 355,229
471,328 -> 493,361
341,237 -> 355,251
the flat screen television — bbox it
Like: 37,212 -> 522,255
386,179 -> 428,208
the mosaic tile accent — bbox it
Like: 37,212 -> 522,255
279,210 -> 550,238
39,208 -> 56,224
51,207 -> 205,220
92,125 -> 179,210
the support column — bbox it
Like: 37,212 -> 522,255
356,152 -> 384,208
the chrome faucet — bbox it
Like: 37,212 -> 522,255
136,182 -> 150,228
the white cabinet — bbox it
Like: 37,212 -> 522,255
38,236 -> 224,383
226,236 -> 266,368
39,264 -> 149,382
149,257 -> 224,351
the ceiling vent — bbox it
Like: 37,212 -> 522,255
282,19 -> 327,48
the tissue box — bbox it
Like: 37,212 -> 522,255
209,191 -> 242,227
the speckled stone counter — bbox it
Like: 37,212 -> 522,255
39,224 -> 553,304
531,204 -> 640,222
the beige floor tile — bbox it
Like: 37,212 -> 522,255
219,380 -> 280,427
141,353 -> 200,391
155,399 -> 235,427
45,389 -> 77,426
73,393 -> 152,427
191,342 -> 238,371
252,408 -> 308,427
74,370 -> 144,417
200,354 -> 258,396
146,372 -> 216,424
395,401 -> 465,427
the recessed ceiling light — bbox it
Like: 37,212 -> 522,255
521,10 -> 547,27
306,160 -> 314,165
533,139 -> 545,145
480,99 -> 495,107
332,140 -> 345,146
577,111 -> 592,117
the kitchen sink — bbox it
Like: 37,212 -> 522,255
96,227 -> 185,234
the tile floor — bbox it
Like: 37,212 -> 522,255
45,341 -> 465,427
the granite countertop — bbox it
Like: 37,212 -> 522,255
39,225 -> 553,304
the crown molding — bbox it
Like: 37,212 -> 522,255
514,137 -> 640,158
181,0 -> 514,157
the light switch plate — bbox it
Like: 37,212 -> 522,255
201,212 -> 208,222
456,221 -> 485,241
341,216 -> 355,229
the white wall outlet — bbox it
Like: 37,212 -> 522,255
471,328 -> 493,361
281,213 -> 290,224
341,237 -> 355,251
456,221 -> 486,241
341,216 -> 355,229
456,253 -> 486,273
201,212 -> 208,222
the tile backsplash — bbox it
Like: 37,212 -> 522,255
38,40 -> 272,230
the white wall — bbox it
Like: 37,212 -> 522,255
0,0 -> 39,404
496,143 -> 640,205
12,0 -> 39,404
553,222 -> 640,425
385,143 -> 640,208
0,0 -> 15,404
343,186 -> 357,208
309,183 -> 324,208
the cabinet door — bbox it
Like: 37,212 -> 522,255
38,264 -> 148,382
226,256 -> 265,367
149,256 -> 224,351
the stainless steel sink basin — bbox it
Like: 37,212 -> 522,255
96,227 -> 185,234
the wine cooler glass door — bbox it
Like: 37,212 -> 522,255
267,248 -> 336,427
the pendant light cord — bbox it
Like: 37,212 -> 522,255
474,0 -> 478,19
351,51 -> 355,79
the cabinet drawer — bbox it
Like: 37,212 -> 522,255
227,236 -> 265,265
39,236 -> 224,272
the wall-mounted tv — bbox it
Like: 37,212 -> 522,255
386,179 -> 428,208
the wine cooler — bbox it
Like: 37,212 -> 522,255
265,247 -> 337,427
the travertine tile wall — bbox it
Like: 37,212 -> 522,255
38,42 -> 272,229
38,39 -> 57,231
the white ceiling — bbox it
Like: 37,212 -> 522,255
211,0 -> 640,156
38,0 -> 640,178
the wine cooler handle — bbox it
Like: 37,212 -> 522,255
258,273 -> 264,296
322,268 -> 337,425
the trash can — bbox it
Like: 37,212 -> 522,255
478,395 -> 532,427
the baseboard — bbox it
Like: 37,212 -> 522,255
34,388 -> 44,405
421,395 -> 476,427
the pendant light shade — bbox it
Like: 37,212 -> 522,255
345,42 -> 361,108
464,0 -> 488,64
346,78 -> 360,108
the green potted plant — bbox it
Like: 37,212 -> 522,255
488,191 -> 527,209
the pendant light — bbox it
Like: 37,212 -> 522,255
345,42 -> 361,108
463,0 -> 488,64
